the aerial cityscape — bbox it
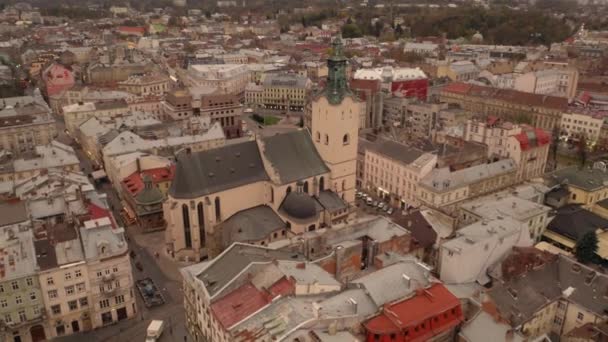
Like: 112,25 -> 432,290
0,0 -> 608,341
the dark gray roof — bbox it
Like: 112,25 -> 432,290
169,141 -> 269,199
0,201 -> 28,227
547,204 -> 608,242
546,166 -> 608,192
261,130 -> 329,184
280,191 -> 318,220
221,206 -> 285,246
195,243 -> 305,298
395,210 -> 437,249
316,190 -> 348,212
364,138 -> 425,164
488,255 -> 608,327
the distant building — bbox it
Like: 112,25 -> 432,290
117,73 -> 172,97
63,99 -> 130,135
353,66 -> 428,100
186,64 -> 250,95
440,82 -> 568,131
0,93 -> 58,155
360,137 -> 437,208
417,159 -> 518,220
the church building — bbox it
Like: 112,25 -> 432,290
163,37 -> 361,261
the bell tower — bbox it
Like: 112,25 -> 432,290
310,36 -> 360,205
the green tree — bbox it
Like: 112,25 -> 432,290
575,231 -> 598,264
551,125 -> 560,171
578,134 -> 588,167
341,23 -> 362,38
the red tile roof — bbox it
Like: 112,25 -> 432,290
514,128 -> 550,151
211,282 -> 269,331
122,165 -> 175,197
267,276 -> 295,298
443,82 -> 568,111
364,283 -> 462,335
87,203 -> 117,229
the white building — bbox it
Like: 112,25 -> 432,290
560,111 -> 605,143
459,194 -> 553,241
403,42 -> 439,56
439,217 -> 532,284
63,99 -> 131,135
186,64 -> 250,95
361,138 -> 437,208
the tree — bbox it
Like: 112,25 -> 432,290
341,23 -> 362,38
575,231 -> 598,264
551,125 -> 560,171
578,134 -> 588,167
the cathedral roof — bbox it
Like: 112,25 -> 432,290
169,130 -> 329,199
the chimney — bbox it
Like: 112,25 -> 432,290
136,157 -> 141,173
348,297 -> 358,314
402,274 -> 411,288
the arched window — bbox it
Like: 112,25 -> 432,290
286,186 -> 292,195
303,181 -> 309,194
214,197 -> 221,222
342,180 -> 346,191
319,177 -> 324,192
343,133 -> 350,145
315,131 -> 320,142
324,134 -> 329,145
308,224 -> 316,231
197,202 -> 205,245
182,204 -> 192,248
270,187 -> 274,204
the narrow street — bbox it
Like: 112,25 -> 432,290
55,113 -> 189,342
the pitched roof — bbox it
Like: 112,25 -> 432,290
260,130 -> 329,184
488,254 -> 608,327
513,128 -> 550,151
547,204 -> 608,241
169,141 -> 269,199
221,205 -> 285,246
442,82 -> 568,111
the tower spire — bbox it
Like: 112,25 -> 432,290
325,36 -> 350,104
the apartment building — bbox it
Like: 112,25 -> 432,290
407,102 -> 447,139
161,89 -> 193,121
117,73 -> 172,97
440,82 -> 568,131
63,99 -> 130,135
0,203 -> 47,342
465,117 -> 522,158
361,138 -> 437,208
0,141 -> 80,182
437,60 -> 481,82
260,73 -> 311,112
186,64 -> 250,95
0,93 -> 57,155
81,218 -> 136,328
197,93 -> 243,138
560,111 -> 605,144
417,159 -> 518,219
36,221 -> 92,338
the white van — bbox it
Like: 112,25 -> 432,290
145,320 -> 165,342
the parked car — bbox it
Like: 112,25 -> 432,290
377,202 -> 385,208
356,192 -> 362,198
387,208 -> 394,215
372,201 -> 378,207
366,197 -> 373,205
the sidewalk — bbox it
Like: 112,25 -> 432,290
131,230 -> 189,283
